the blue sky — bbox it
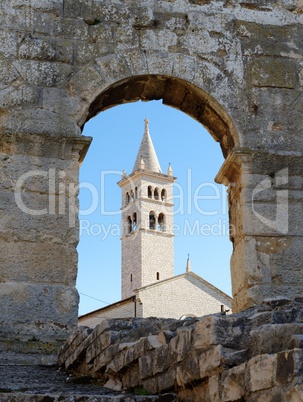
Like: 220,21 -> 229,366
77,100 -> 232,316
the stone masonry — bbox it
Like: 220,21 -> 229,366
58,299 -> 303,401
118,120 -> 176,300
0,0 -> 303,368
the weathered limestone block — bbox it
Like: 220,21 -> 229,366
106,344 -> 135,375
0,241 -> 78,285
86,330 -> 130,364
193,314 -> 247,351
58,326 -> 90,366
222,363 -> 246,402
0,85 -> 40,110
0,55 -> 20,84
176,353 -> 200,386
247,57 -> 298,89
155,368 -> 177,394
0,282 -> 78,335
139,353 -> 154,381
170,327 -> 193,362
18,36 -> 73,64
276,349 -> 303,386
1,109 -> 81,137
63,330 -> 94,369
122,335 -> 165,373
93,344 -> 120,372
141,376 -> 159,396
121,365 -> 141,390
249,324 -> 303,356
198,345 -> 223,378
247,354 -> 277,392
151,345 -> 171,376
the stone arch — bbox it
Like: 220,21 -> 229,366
2,1 -> 302,365
127,216 -> 132,234
133,212 -> 137,231
158,213 -> 165,232
148,185 -> 153,199
79,74 -> 239,158
149,211 -> 156,230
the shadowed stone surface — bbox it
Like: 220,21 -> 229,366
0,365 -> 178,401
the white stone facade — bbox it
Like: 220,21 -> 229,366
78,297 -> 136,328
135,272 -> 232,319
118,122 -> 176,300
78,272 -> 232,327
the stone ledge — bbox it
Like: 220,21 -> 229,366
0,365 -> 178,401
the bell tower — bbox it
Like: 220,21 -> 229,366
118,119 -> 176,300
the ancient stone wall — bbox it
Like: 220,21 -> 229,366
58,300 -> 303,401
0,0 -> 303,362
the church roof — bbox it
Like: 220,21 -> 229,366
135,271 -> 232,303
132,119 -> 162,174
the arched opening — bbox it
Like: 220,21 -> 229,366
158,213 -> 165,232
154,188 -> 159,200
148,186 -> 153,199
127,216 -> 132,234
77,74 -> 239,315
133,212 -> 137,231
135,187 -> 138,199
130,190 -> 135,202
161,189 -> 166,201
149,212 -> 156,230
82,75 -> 238,158
126,192 -> 130,204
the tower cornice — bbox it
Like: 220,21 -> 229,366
118,169 -> 176,188
121,227 -> 174,241
120,197 -> 174,211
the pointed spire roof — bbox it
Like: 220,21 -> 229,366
167,163 -> 173,176
132,119 -> 162,174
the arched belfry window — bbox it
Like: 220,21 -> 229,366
158,213 -> 165,232
130,190 -> 134,202
148,186 -> 152,199
127,216 -> 132,234
161,189 -> 166,201
154,188 -> 159,200
149,212 -> 156,230
133,212 -> 137,231
135,187 -> 138,199
126,192 -> 130,204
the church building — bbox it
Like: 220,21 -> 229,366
79,119 -> 232,328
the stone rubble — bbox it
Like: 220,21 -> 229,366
58,300 -> 303,401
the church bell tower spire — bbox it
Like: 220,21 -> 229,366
118,119 -> 176,300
